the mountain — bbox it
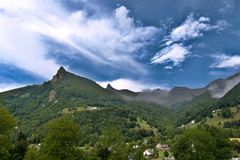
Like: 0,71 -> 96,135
136,89 -> 169,105
0,67 -> 174,144
0,66 -> 239,142
51,66 -> 116,98
106,84 -> 138,100
123,72 -> 240,107
206,72 -> 240,98
167,87 -> 206,106
216,82 -> 240,108
177,81 -> 240,126
0,67 -> 122,134
183,82 -> 240,128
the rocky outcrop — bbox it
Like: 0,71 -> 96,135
48,89 -> 56,102
52,66 -> 66,84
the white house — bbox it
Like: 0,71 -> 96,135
156,144 -> 169,151
143,149 -> 154,158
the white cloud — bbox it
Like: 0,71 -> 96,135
211,54 -> 240,68
0,1 -> 60,78
164,66 -> 173,69
151,44 -> 190,65
151,13 -> 228,68
97,79 -> 165,92
115,6 -> 134,31
208,71 -> 229,77
0,0 -> 159,79
170,14 -> 217,42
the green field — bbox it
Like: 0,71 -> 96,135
137,117 -> 158,134
157,150 -> 174,160
186,107 -> 240,128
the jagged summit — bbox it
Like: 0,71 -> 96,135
58,66 -> 66,73
52,66 -> 68,83
106,84 -> 115,91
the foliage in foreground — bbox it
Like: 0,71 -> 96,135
25,117 -> 82,160
0,106 -> 237,160
24,117 -> 145,160
0,107 -> 16,160
172,125 -> 233,160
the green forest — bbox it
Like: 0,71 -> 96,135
1,105 -> 240,160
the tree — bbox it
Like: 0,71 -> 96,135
39,117 -> 82,160
164,150 -> 169,157
172,126 -> 233,160
203,125 -> 233,160
172,128 -> 215,160
0,107 -> 16,160
95,128 -> 129,160
23,147 -> 39,160
9,132 -> 29,160
232,140 -> 240,156
221,108 -> 233,118
126,142 -> 146,160
0,107 -> 16,135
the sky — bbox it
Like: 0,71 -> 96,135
0,0 -> 240,92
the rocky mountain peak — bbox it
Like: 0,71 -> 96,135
106,84 -> 116,91
57,66 -> 66,74
52,66 -> 67,83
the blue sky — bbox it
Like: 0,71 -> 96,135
0,0 -> 240,92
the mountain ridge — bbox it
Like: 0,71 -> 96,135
1,67 -> 240,108
0,67 -> 175,144
0,67 -> 239,144
107,71 -> 240,106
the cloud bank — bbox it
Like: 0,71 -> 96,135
0,0 -> 159,79
97,79 -> 166,92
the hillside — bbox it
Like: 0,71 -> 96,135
174,92 -> 217,126
185,83 -> 240,129
0,67 -> 175,144
216,82 -> 240,108
185,107 -> 240,129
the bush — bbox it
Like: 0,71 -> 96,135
221,108 -> 233,118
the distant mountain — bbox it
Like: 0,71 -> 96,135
206,73 -> 240,98
182,82 -> 240,128
112,72 -> 240,107
136,89 -> 169,105
103,71 -> 240,127
106,84 -> 138,100
176,81 -> 240,126
216,82 -> 240,108
167,87 -> 206,106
